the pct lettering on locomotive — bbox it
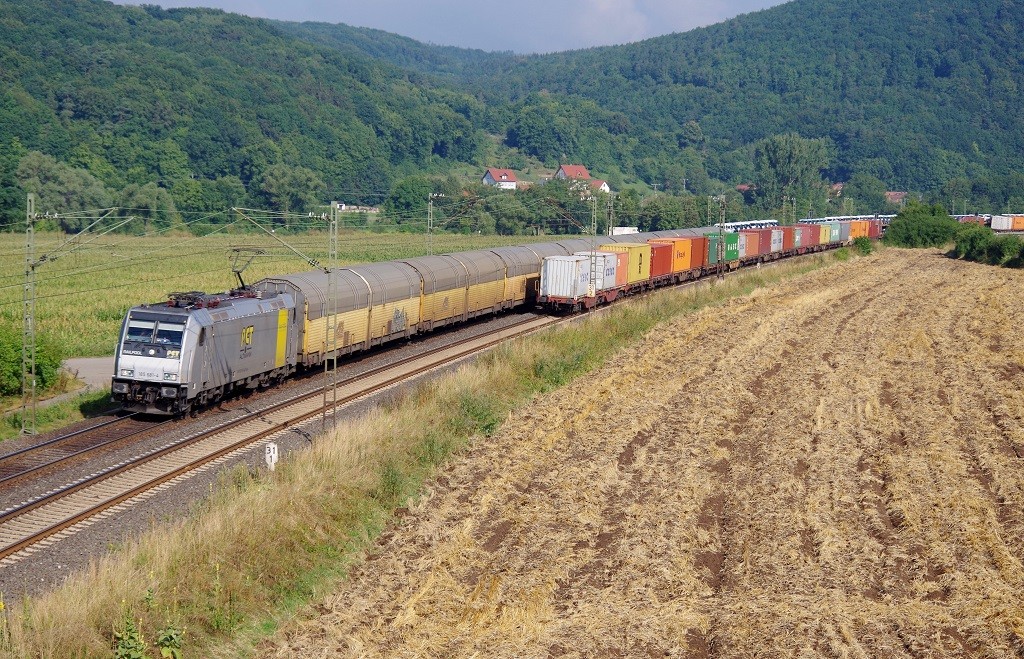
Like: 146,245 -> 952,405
240,325 -> 254,358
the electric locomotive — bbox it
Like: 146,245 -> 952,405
111,289 -> 297,415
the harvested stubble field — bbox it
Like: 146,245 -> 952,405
264,248 -> 1024,658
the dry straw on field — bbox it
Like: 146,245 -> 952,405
260,248 -> 1024,658
7,248 -> 1024,657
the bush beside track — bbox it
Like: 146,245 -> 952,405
884,201 -> 1024,267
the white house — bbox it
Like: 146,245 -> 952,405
482,168 -> 518,190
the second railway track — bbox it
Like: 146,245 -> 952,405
0,415 -> 170,486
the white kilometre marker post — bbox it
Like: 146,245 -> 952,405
264,442 -> 279,471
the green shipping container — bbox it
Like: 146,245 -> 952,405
706,233 -> 740,264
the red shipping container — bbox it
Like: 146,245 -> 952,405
867,220 -> 881,238
688,236 -> 709,269
649,242 -> 673,277
753,228 -> 775,255
797,224 -> 819,247
778,226 -> 796,251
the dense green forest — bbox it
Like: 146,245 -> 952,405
1,0 -> 1022,234
0,0 -> 487,231
287,0 -> 1024,210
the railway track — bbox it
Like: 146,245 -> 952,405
0,314 -> 558,564
0,414 -> 170,486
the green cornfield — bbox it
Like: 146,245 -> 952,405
0,229 -> 554,357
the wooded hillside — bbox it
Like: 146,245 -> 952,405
2,0 -> 1022,230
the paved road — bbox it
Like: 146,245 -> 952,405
62,357 -> 114,389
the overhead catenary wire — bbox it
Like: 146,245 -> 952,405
0,216 -> 247,291
0,208 -> 234,259
0,200 -> 599,311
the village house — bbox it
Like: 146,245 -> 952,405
555,164 -> 611,196
885,191 -> 908,206
555,164 -> 591,181
481,168 -> 518,190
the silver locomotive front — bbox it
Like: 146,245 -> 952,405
111,308 -> 195,414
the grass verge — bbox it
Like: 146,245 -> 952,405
1,252 -> 844,658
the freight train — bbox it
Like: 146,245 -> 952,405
111,219 -> 884,415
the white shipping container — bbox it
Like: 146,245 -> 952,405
540,256 -> 591,300
770,229 -> 784,252
610,226 -> 639,235
992,215 -> 1013,231
738,233 -> 748,258
573,251 -> 618,291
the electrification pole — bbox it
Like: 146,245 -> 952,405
606,192 -> 614,235
21,194 -> 37,435
323,202 -> 340,430
587,196 -> 598,301
715,195 -> 727,280
427,193 -> 444,255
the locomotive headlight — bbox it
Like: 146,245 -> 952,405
120,369 -> 134,377
163,373 -> 178,381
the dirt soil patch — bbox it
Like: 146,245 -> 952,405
261,249 -> 1024,657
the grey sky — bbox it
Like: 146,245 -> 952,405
112,0 -> 788,54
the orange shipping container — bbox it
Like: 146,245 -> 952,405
1012,215 -> 1024,231
597,242 -> 652,283
778,226 -> 796,251
602,250 -> 628,287
739,230 -> 761,258
653,237 -> 695,272
688,236 -> 709,269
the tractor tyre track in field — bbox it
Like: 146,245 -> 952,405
262,249 -> 1024,658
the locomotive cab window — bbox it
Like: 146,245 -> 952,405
155,322 -> 185,347
125,320 -> 156,343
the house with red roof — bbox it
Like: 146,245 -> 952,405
885,191 -> 908,206
481,168 -> 518,190
554,164 -> 611,197
555,164 -> 591,181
